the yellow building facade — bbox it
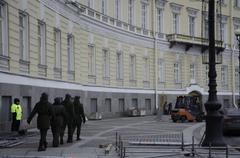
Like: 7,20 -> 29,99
0,0 -> 240,130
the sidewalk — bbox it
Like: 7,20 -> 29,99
0,115 -> 238,158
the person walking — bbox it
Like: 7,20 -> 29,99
61,94 -> 75,143
27,93 -> 54,151
72,96 -> 86,141
11,98 -> 22,132
51,97 -> 66,147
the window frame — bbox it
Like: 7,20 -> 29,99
0,2 -> 8,56
103,48 -> 110,78
19,11 -> 29,61
67,34 -> 74,72
54,28 -> 61,69
116,51 -> 123,80
88,44 -> 96,76
130,54 -> 136,81
38,20 -> 46,65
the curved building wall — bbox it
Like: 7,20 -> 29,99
0,0 -> 239,130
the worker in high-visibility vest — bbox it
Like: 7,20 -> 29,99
11,98 -> 22,132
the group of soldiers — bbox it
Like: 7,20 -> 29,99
27,93 -> 86,151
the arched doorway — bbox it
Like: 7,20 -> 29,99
188,91 -> 203,112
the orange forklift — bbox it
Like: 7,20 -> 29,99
171,95 -> 204,122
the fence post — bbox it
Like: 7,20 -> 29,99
226,145 -> 228,158
181,132 -> 184,151
123,147 -> 126,158
208,143 -> 212,158
191,136 -> 195,157
115,132 -> 118,151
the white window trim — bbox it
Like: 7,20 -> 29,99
54,28 -> 61,69
101,0 -> 107,15
38,20 -> 46,65
221,65 -> 228,87
143,57 -> 149,82
116,51 -> 123,80
158,59 -> 165,83
188,15 -> 195,37
88,44 -> 96,76
0,2 -> 8,56
19,11 -> 29,61
205,65 -> 209,85
103,49 -> 110,78
157,8 -> 163,33
115,0 -> 121,20
130,54 -> 136,81
128,0 -> 135,25
172,12 -> 179,34
174,62 -> 181,83
67,34 -> 74,72
190,63 -> 196,81
141,2 -> 148,29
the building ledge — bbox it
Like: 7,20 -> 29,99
166,34 -> 225,53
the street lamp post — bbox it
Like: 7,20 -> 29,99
202,0 -> 225,146
235,29 -> 240,107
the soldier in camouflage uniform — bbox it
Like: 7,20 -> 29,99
27,93 -> 54,151
51,97 -> 66,147
61,94 -> 75,143
73,96 -> 86,141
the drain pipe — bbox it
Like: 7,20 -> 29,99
152,0 -> 158,112
229,0 -> 238,108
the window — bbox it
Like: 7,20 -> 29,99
158,59 -> 165,82
173,13 -> 179,34
103,49 -> 110,78
90,98 -> 97,113
38,20 -> 46,65
220,0 -> 225,4
221,65 -> 228,88
1,96 -> 12,122
22,96 -> 31,119
190,64 -> 196,80
157,8 -> 163,33
236,0 -> 240,7
143,57 -> 149,81
116,51 -> 123,79
0,2 -> 8,56
119,98 -> 125,112
145,99 -> 151,111
67,34 -> 74,72
141,2 -> 147,29
54,28 -> 61,69
19,12 -> 29,61
128,0 -> 134,25
130,55 -> 136,80
219,22 -> 226,43
189,16 -> 195,36
235,67 -> 239,91
205,65 -> 209,85
174,62 -> 181,83
101,0 -> 107,14
234,25 -> 240,47
88,45 -> 96,76
115,0 -> 121,19
132,98 -> 138,109
86,0 -> 93,8
105,98 -> 111,112
204,17 -> 209,39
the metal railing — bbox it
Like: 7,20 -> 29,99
64,0 -> 153,38
115,131 -> 240,158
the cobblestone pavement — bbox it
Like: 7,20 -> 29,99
0,115 -> 239,158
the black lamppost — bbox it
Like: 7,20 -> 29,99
202,0 -> 225,146
235,29 -> 240,107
